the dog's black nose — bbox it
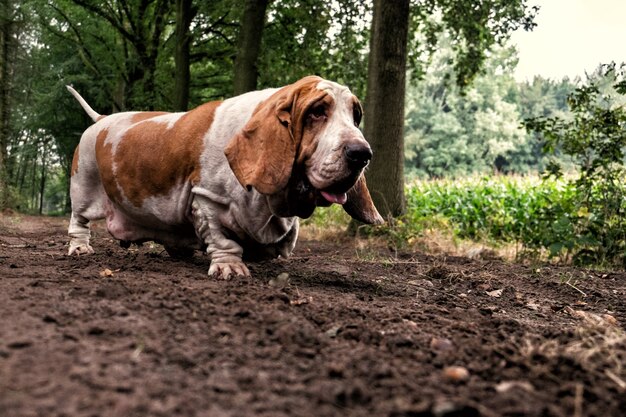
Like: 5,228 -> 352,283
344,143 -> 372,168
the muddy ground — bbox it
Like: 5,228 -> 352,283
0,213 -> 625,417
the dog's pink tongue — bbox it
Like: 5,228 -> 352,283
321,191 -> 347,205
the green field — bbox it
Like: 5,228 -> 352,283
305,175 -> 626,266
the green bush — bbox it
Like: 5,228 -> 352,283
525,63 -> 626,266
305,172 -> 626,266
405,176 -> 580,256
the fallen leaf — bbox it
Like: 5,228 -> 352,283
486,289 -> 503,298
290,296 -> 312,306
407,279 -> 433,287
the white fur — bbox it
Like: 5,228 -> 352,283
307,81 -> 369,190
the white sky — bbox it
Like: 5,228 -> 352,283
510,0 -> 626,81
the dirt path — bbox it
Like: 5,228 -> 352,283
1,214 -> 625,417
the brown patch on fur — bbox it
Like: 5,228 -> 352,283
225,76 -> 330,195
297,93 -> 334,165
71,144 -> 80,177
94,128 -> 124,204
111,102 -> 221,207
130,112 -> 168,124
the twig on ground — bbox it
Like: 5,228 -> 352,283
605,370 -> 626,392
574,383 -> 583,417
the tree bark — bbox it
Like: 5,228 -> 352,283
364,0 -> 410,218
174,0 -> 195,111
38,143 -> 46,215
0,0 -> 13,209
233,0 -> 269,96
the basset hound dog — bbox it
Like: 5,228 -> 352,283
67,76 -> 383,279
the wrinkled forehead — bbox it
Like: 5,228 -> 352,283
315,80 -> 356,107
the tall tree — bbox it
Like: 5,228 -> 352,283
174,0 -> 196,111
366,0 -> 537,218
364,0 -> 410,217
233,0 -> 269,95
0,0 -> 19,209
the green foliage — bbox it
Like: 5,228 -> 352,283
404,39 -> 577,178
308,175 -> 618,265
408,0 -> 538,88
404,176 -> 579,256
525,63 -> 626,266
0,0 -> 547,220
301,204 -> 351,229
3,0 -> 375,214
258,0 -> 370,97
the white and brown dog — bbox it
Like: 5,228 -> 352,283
67,76 -> 383,279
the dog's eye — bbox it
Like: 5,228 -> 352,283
353,103 -> 362,127
309,105 -> 327,121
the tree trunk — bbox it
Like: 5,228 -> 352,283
38,143 -> 46,214
30,159 -> 36,210
363,0 -> 410,218
174,0 -> 195,111
0,0 -> 13,209
233,0 -> 269,96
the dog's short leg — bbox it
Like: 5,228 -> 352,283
68,212 -> 94,255
191,196 -> 249,279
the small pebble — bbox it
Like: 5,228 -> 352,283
269,272 -> 290,288
442,366 -> 469,382
495,380 -> 534,393
430,337 -> 454,352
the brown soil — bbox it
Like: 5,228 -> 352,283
1,214 -> 625,417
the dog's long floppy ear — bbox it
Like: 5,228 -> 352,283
225,76 -> 324,195
343,174 -> 384,225
225,92 -> 296,195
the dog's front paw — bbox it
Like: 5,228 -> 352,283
208,261 -> 250,280
68,237 -> 94,256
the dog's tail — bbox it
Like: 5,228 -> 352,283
66,85 -> 102,122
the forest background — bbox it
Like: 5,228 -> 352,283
0,0 -> 557,213
2,0 -> 625,266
